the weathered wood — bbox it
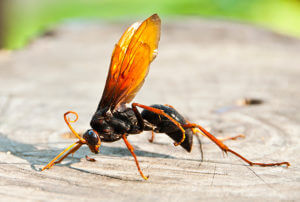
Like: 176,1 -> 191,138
0,18 -> 299,201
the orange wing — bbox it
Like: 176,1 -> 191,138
98,14 -> 161,111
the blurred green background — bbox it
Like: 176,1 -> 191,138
1,0 -> 300,49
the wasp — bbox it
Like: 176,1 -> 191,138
42,14 -> 290,180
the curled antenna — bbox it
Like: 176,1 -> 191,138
64,111 -> 86,143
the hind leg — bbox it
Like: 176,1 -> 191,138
183,123 -> 290,167
165,104 -> 244,143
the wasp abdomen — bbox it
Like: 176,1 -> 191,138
141,104 -> 193,152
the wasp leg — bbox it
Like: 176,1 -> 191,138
165,105 -> 204,156
85,155 -> 96,162
187,125 -> 242,162
149,131 -> 155,143
193,132 -> 204,162
185,120 -> 204,161
189,126 -> 245,142
42,141 -> 83,171
218,134 -> 245,142
132,103 -> 186,146
122,134 -> 148,180
182,123 -> 290,167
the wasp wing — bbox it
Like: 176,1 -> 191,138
98,14 -> 161,111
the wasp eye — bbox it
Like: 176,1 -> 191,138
83,129 -> 99,146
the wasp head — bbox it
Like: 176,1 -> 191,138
83,129 -> 101,154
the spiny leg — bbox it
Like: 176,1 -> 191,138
165,105 -> 242,159
190,126 -> 242,162
122,134 -> 148,180
182,123 -> 290,167
166,104 -> 245,143
132,103 -> 186,146
165,105 -> 244,161
187,122 -> 245,142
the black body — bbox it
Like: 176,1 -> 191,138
141,105 -> 193,152
89,104 -> 193,152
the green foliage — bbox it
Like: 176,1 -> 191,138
4,0 -> 300,49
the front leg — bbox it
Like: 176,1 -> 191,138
122,134 -> 148,180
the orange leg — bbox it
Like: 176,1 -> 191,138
122,134 -> 148,180
188,124 -> 244,142
218,134 -> 245,142
194,128 -> 245,143
182,123 -> 290,167
132,103 -> 185,146
149,131 -> 155,143
165,106 -> 243,160
85,155 -> 96,162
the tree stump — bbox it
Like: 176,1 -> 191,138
0,18 -> 299,201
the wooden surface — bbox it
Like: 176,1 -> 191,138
0,18 -> 300,201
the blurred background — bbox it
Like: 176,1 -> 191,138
0,0 -> 300,50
